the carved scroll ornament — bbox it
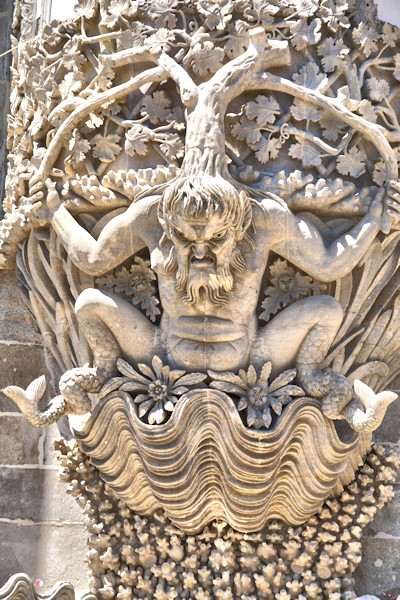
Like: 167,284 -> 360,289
2,0 -> 400,535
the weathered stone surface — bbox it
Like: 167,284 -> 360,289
354,537 -> 400,596
0,10 -> 12,70
0,467 -> 84,523
0,81 -> 9,138
0,523 -> 89,598
374,377 -> 400,445
0,271 -> 42,343
0,344 -> 49,412
0,416 -> 41,464
366,486 -> 400,538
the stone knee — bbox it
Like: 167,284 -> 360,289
298,295 -> 343,329
75,288 -> 108,323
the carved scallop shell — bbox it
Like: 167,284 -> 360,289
75,390 -> 366,533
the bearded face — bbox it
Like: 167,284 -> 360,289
163,214 -> 246,307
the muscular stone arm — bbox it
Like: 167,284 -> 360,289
51,197 -> 156,276
262,197 -> 382,282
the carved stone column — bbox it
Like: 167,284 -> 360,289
1,0 -> 400,597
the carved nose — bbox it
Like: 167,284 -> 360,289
192,243 -> 206,259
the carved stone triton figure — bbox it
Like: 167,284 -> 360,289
4,26 -> 400,433
30,172 -> 384,421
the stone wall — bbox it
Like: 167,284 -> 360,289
0,1 -> 88,596
0,0 -> 12,212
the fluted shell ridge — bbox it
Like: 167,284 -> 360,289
75,389 -> 362,533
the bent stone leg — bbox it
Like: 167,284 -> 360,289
252,295 -> 352,417
252,295 -> 343,373
75,288 -> 163,376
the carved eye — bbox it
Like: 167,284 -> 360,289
213,230 -> 227,240
173,228 -> 186,239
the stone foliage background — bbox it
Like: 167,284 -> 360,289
0,0 -> 399,597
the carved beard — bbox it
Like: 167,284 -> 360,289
165,247 -> 246,307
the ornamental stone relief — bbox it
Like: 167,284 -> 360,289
1,0 -> 400,597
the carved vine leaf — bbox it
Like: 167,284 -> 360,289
352,22 -> 380,58
320,113 -> 347,142
231,118 -> 263,145
66,129 -> 91,168
373,147 -> 400,187
292,62 -> 327,90
92,134 -> 122,163
96,257 -> 161,322
288,139 -> 322,167
189,42 -> 225,76
100,0 -> 138,29
125,125 -> 153,156
62,39 -> 87,72
146,29 -> 176,53
116,28 -> 145,52
252,136 -> 282,164
158,133 -> 185,162
336,146 -> 367,178
97,58 -> 116,91
243,0 -> 280,26
245,95 -> 280,127
290,99 -> 322,123
141,91 -> 172,125
224,20 -> 249,58
148,0 -> 179,29
368,77 -> 391,103
317,37 -> 350,72
319,0 -> 350,33
208,361 -> 305,430
59,71 -> 86,100
259,258 -> 326,322
73,0 -> 97,20
195,0 -> 234,30
290,17 -> 322,51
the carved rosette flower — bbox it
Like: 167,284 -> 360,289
96,256 -> 161,322
116,356 -> 207,424
260,258 -> 326,322
209,362 -> 305,429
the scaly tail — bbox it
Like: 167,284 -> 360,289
3,366 -> 108,428
3,376 -> 66,428
297,324 -> 352,419
344,379 -> 398,432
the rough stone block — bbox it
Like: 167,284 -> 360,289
0,273 -> 42,343
366,486 -> 400,538
0,343 -> 49,412
0,81 -> 9,141
0,12 -> 11,79
0,522 -> 89,597
354,537 -> 400,596
0,467 -> 84,523
0,1 -> 12,16
374,376 -> 400,445
0,415 -> 41,464
42,422 -> 74,467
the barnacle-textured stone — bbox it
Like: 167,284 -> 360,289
56,439 -> 399,600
